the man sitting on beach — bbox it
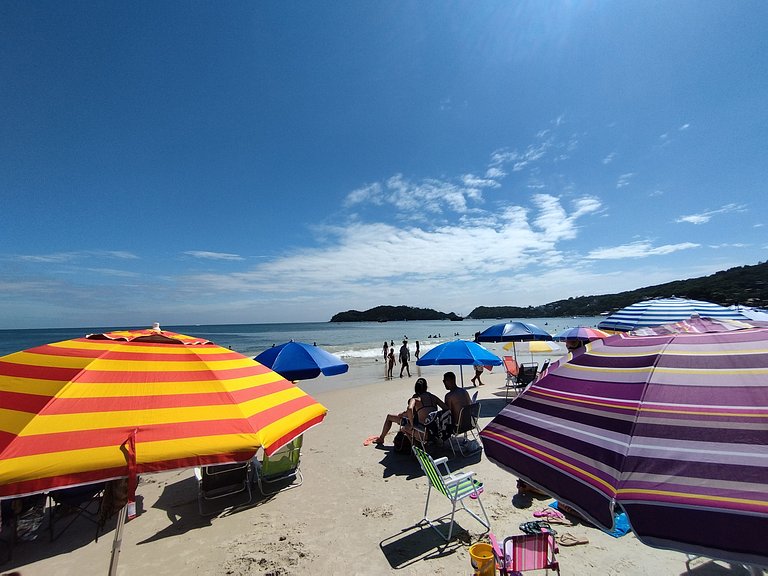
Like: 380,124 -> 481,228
442,371 -> 471,434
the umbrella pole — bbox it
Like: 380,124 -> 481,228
108,504 -> 128,576
460,365 -> 464,388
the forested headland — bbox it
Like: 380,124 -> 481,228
330,261 -> 767,322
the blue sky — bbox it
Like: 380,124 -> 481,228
1,1 -> 766,329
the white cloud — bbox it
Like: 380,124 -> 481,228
14,251 -> 139,263
616,173 -> 635,188
679,123 -> 690,131
602,152 -> 617,165
182,194 -> 602,298
586,241 -> 699,260
675,203 -> 747,224
183,251 -> 244,261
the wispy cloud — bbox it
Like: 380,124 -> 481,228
602,152 -> 617,165
616,173 -> 635,188
586,240 -> 699,260
14,251 -> 139,263
708,243 -> 748,249
184,194 -> 602,297
183,251 -> 245,261
675,203 -> 747,225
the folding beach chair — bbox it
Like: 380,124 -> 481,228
47,482 -> 107,542
194,461 -> 253,515
506,362 -> 538,402
490,530 -> 561,575
411,445 -> 490,541
254,435 -> 303,495
448,401 -> 482,457
503,356 -> 520,387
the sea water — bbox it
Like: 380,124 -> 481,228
0,317 -> 604,359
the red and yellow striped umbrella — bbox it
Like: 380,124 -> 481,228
0,328 -> 328,498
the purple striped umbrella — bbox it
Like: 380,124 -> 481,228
480,326 -> 768,566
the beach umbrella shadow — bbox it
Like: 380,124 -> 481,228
379,523 -> 462,569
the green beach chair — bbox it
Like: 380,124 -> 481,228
255,434 -> 304,495
411,445 -> 490,541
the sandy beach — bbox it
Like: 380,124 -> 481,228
2,357 -> 758,575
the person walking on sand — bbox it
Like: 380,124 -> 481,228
399,340 -> 411,378
470,363 -> 484,386
383,341 -> 389,360
387,348 -> 395,379
415,340 -> 420,360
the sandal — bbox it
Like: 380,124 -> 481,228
533,507 -> 565,520
557,532 -> 589,546
469,485 -> 484,500
519,521 -> 556,536
363,435 -> 380,446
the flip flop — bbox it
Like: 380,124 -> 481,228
533,507 -> 565,520
557,533 -> 589,546
363,435 -> 380,446
519,521 -> 556,536
469,486 -> 484,499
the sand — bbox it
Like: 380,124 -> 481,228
2,358 -> 758,575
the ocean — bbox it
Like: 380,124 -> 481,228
0,317 -> 605,359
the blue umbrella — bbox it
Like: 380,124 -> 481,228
416,340 -> 501,387
475,321 -> 552,343
255,341 -> 348,381
475,321 -> 552,363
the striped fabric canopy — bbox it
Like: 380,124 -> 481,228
597,297 -> 749,331
0,329 -> 327,498
480,327 -> 768,565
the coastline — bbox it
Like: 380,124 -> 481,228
4,355 -> 722,576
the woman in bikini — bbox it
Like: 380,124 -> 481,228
375,378 -> 447,445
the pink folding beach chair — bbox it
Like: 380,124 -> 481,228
489,531 -> 560,575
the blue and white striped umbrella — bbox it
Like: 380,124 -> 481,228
598,297 -> 749,332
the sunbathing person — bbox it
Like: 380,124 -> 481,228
376,378 -> 446,444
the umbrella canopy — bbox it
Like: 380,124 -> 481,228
416,340 -> 502,367
731,305 -> 768,322
0,328 -> 327,499
254,341 -> 349,381
552,326 -> 610,343
597,297 -> 749,332
475,321 -> 552,343
503,340 -> 561,354
480,326 -> 768,565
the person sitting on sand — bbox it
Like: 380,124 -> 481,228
375,378 -> 446,444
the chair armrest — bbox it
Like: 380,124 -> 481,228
444,470 -> 475,487
433,456 -> 449,466
193,467 -> 202,481
489,532 -> 503,560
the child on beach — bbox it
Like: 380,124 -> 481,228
387,348 -> 395,379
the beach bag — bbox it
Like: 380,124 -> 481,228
393,431 -> 412,454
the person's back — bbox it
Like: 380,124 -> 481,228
442,371 -> 471,430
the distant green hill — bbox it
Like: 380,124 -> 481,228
330,305 -> 462,322
329,261 -> 767,322
469,260 -> 768,319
